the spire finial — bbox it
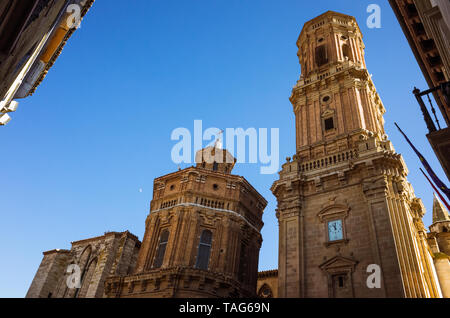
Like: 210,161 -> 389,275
433,193 -> 450,224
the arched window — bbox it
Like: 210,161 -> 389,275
195,230 -> 213,270
258,284 -> 274,298
153,230 -> 169,268
73,245 -> 92,298
59,261 -> 76,298
77,258 -> 97,298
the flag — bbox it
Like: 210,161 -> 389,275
394,122 -> 450,201
420,168 -> 450,211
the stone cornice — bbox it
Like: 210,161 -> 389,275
71,230 -> 140,247
258,269 -> 278,278
291,66 -> 372,105
297,11 -> 361,46
149,202 -> 263,233
153,166 -> 267,207
42,249 -> 70,256
105,266 -> 251,297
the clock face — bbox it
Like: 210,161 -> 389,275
328,220 -> 343,241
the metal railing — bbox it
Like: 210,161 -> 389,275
413,81 -> 450,133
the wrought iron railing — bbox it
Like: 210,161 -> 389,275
413,81 -> 449,133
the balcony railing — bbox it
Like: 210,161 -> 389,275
413,82 -> 450,181
300,149 -> 358,173
413,81 -> 449,133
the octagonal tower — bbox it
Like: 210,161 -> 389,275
105,146 -> 267,298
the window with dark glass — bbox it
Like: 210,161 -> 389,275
324,118 -> 334,131
195,230 -> 212,270
315,45 -> 328,67
153,230 -> 169,268
213,162 -> 218,171
338,276 -> 345,288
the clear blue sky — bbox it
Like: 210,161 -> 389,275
1,0 -> 447,298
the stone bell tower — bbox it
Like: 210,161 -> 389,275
272,11 -> 443,298
104,146 -> 267,298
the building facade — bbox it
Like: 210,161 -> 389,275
271,11 -> 446,298
26,231 -> 140,298
389,0 -> 450,181
104,147 -> 267,298
0,0 -> 95,126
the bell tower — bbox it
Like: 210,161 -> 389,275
293,11 -> 384,157
272,11 -> 443,298
297,10 -> 366,82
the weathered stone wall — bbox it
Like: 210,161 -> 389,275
26,231 -> 140,298
26,250 -> 71,298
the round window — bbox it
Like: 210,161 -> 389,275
322,95 -> 331,103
